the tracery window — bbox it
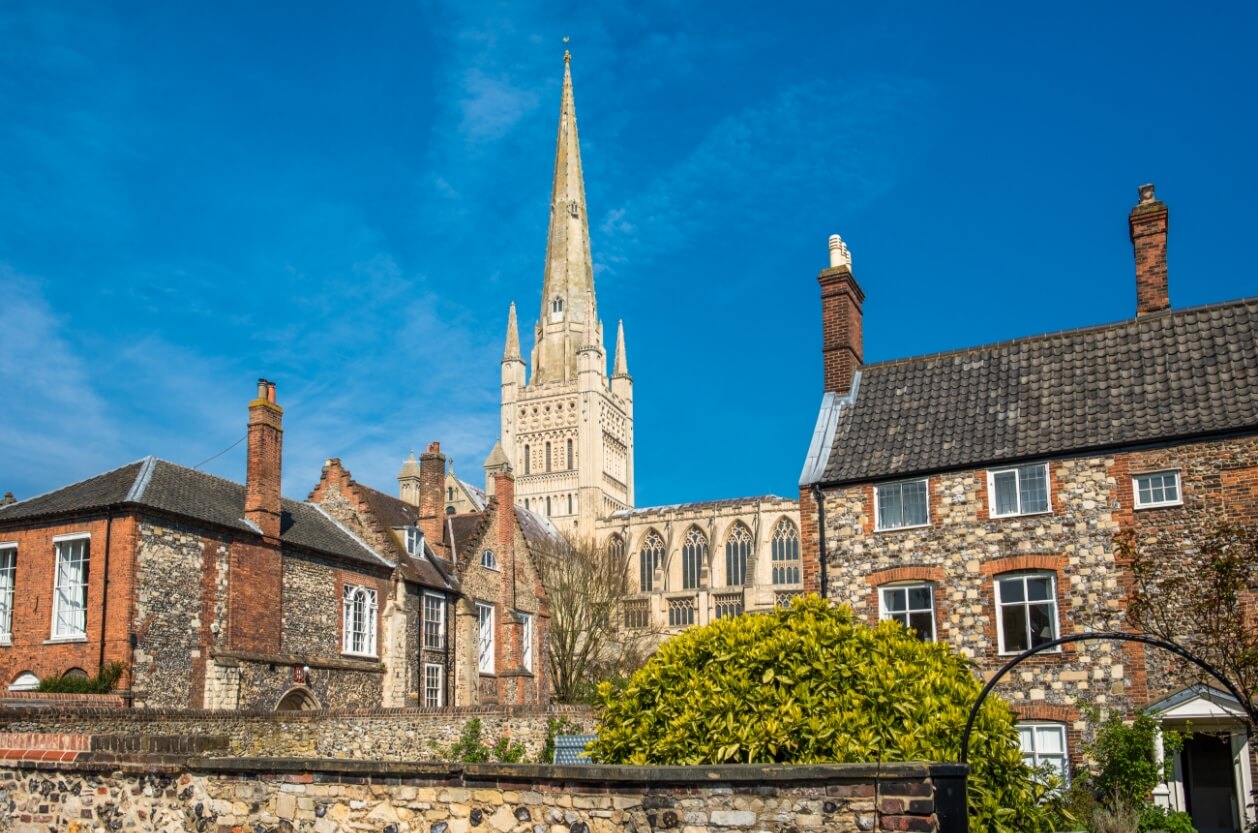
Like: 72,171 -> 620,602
724,524 -> 751,586
771,520 -> 800,585
342,585 -> 378,657
639,531 -> 664,592
682,527 -> 707,590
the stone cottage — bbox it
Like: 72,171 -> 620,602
799,185 -> 1258,829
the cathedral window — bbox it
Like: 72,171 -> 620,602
682,527 -> 707,590
567,494 -> 573,514
567,438 -> 573,470
639,532 -> 664,592
607,534 -> 625,563
524,445 -> 531,475
545,442 -> 552,472
771,520 -> 801,585
546,496 -> 552,516
724,524 -> 752,586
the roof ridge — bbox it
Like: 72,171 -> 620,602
0,457 -> 150,515
125,456 -> 158,502
860,296 -> 1258,373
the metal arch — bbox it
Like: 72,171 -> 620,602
960,631 -> 1254,765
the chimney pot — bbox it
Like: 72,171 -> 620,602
1138,183 -> 1156,204
818,233 -> 863,395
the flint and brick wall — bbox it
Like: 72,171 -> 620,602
0,756 -> 957,833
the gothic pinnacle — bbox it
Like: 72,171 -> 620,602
613,320 -> 629,377
503,301 -> 521,361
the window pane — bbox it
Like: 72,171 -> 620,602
878,485 -> 903,528
1163,475 -> 1179,502
883,588 -> 906,612
1026,576 -> 1052,601
908,611 -> 934,641
999,576 -> 1025,603
1036,726 -> 1064,754
902,480 -> 928,526
1028,603 -> 1057,646
1002,606 -> 1029,652
1019,465 -> 1048,513
993,471 -> 1019,515
908,585 -> 932,610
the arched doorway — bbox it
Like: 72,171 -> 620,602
275,686 -> 320,712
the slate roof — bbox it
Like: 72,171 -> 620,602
445,504 -> 560,563
354,483 -> 455,589
448,513 -> 490,562
816,298 -> 1258,485
0,457 -> 392,569
609,495 -> 790,520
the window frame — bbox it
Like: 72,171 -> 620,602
1133,470 -> 1182,509
878,582 -> 936,641
50,533 -> 90,642
0,543 -> 15,645
423,662 -> 444,707
341,583 -> 379,658
771,520 -> 801,586
481,549 -> 498,570
518,611 -> 534,672
405,526 -> 421,556
874,478 -> 931,531
681,527 -> 707,590
994,572 -> 1061,655
987,463 -> 1052,518
1017,722 -> 1069,785
476,602 -> 495,674
422,592 -> 446,651
724,525 -> 751,587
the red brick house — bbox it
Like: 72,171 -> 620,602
799,186 -> 1257,828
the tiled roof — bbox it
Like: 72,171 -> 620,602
817,298 -> 1258,485
355,484 -> 454,589
0,458 -> 392,569
608,495 -> 790,519
448,513 -> 490,562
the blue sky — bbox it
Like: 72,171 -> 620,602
3,1 -> 1256,507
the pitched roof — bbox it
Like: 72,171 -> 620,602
0,457 -> 392,569
815,298 -> 1258,485
608,495 -> 790,519
354,483 -> 454,589
454,477 -> 488,511
514,505 -> 560,547
447,513 -> 491,562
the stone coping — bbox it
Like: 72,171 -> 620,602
192,757 -> 967,784
0,704 -> 595,720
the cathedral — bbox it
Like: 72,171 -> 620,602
444,53 -> 803,630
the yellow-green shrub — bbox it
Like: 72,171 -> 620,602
592,595 -> 1059,832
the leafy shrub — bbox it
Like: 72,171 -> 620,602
431,718 -> 526,763
592,595 -> 1058,832
1138,805 -> 1195,833
1089,711 -> 1183,807
37,662 -> 124,694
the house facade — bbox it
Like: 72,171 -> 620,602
799,186 -> 1258,829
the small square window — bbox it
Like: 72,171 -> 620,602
1134,471 -> 1181,509
1018,723 -> 1069,785
875,479 -> 930,530
996,573 -> 1060,654
989,464 -> 1051,518
879,583 -> 935,641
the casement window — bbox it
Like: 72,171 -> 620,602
423,663 -> 444,707
341,584 -> 378,657
1018,723 -> 1069,783
682,528 -> 707,590
422,592 -> 445,650
405,526 -> 421,556
8,672 -> 39,692
481,549 -> 498,570
771,520 -> 801,585
1134,471 -> 1181,509
995,573 -> 1060,654
639,532 -> 664,592
724,525 -> 751,587
518,611 -> 534,672
52,534 -> 90,640
879,583 -> 936,641
988,463 -> 1050,517
0,544 -> 15,644
875,479 -> 930,530
476,602 -> 495,673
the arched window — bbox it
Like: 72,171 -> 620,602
551,297 -> 564,315
682,527 -> 707,590
447,486 -> 454,501
567,494 -> 573,514
607,534 -> 626,563
524,445 -> 531,475
771,520 -> 801,585
341,585 -> 378,657
8,671 -> 40,692
639,532 -> 664,592
524,497 -> 530,511
546,496 -> 552,516
724,524 -> 752,586
567,438 -> 574,470
61,668 -> 89,681
545,442 -> 552,472
481,549 -> 498,569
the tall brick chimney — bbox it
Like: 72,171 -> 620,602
493,468 -> 516,555
1129,183 -> 1170,316
818,234 -> 864,395
417,441 -> 446,544
245,379 -> 283,540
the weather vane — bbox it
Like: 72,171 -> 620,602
563,35 -> 571,62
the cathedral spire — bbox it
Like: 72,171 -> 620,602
533,51 -> 598,385
613,320 -> 628,377
503,301 -> 521,361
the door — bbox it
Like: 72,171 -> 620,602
1183,733 -> 1240,833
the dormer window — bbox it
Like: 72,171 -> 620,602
405,526 -> 421,556
550,297 -> 564,322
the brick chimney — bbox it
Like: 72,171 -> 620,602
245,379 -> 283,539
1129,183 -> 1170,316
493,468 -> 516,555
818,234 -> 864,395
417,441 -> 446,544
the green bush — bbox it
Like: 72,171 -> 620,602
591,595 -> 1059,833
1138,805 -> 1195,833
431,718 -> 526,763
1089,711 -> 1183,808
37,662 -> 124,694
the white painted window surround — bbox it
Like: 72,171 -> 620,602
52,533 -> 90,640
1134,470 -> 1182,508
988,463 -> 1051,518
341,584 -> 378,657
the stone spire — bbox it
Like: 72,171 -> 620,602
503,301 -> 521,360
532,51 -> 598,385
612,320 -> 628,377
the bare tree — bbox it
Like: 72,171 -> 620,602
1123,522 -> 1258,725
533,534 -> 659,703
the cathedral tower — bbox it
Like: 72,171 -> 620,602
499,53 -> 634,537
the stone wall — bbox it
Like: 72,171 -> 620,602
0,757 -> 960,833
0,707 -> 595,762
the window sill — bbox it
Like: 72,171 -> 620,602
341,651 -> 378,660
44,636 -> 88,645
874,522 -> 931,533
0,637 -> 11,647
1134,501 -> 1183,510
422,643 -> 446,652
997,648 -> 1064,659
989,509 -> 1053,520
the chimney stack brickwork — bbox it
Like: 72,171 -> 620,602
1130,183 -> 1170,316
245,379 -> 283,540
818,257 -> 865,397
418,442 -> 446,544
